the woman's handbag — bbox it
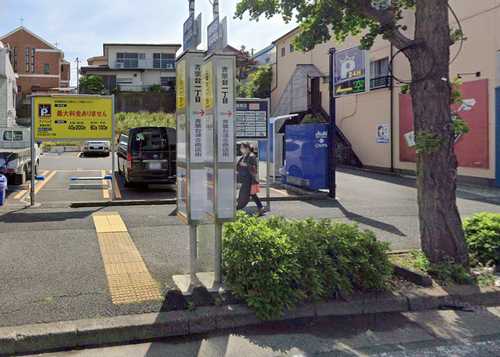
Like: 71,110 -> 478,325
250,183 -> 260,195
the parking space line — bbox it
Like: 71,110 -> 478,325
101,170 -> 110,199
13,170 -> 50,200
92,212 -> 162,304
34,170 -> 57,194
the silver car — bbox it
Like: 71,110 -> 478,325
82,140 -> 110,157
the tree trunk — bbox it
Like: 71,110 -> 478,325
408,0 -> 468,265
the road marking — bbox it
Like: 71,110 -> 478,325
113,173 -> 122,199
101,170 -> 110,199
270,187 -> 289,196
13,170 -> 50,200
35,170 -> 57,194
92,212 -> 162,304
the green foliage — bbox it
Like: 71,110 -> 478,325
427,259 -> 473,285
223,214 -> 393,320
79,75 -> 105,94
464,212 -> 500,265
400,84 -> 410,95
235,0 -> 417,52
452,117 -> 470,137
415,131 -> 442,154
148,84 -> 163,93
223,213 -> 303,320
242,65 -> 272,99
115,112 -> 175,136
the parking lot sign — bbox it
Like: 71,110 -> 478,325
33,95 -> 113,141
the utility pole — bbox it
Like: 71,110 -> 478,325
75,57 -> 80,93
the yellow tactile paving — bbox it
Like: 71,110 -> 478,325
92,212 -> 162,305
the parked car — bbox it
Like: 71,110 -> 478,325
117,127 -> 176,187
82,140 -> 110,157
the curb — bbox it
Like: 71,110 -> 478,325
70,195 -> 330,208
1,287 -> 499,356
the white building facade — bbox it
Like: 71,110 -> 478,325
81,43 -> 181,92
0,41 -> 17,128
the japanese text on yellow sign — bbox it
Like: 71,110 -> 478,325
177,60 -> 186,110
33,96 -> 113,140
202,62 -> 214,111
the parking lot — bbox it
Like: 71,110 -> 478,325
4,151 -> 306,207
5,152 -> 177,206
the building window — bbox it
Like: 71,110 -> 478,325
116,78 -> 133,85
289,43 -> 294,53
31,48 -> 35,73
281,47 -> 286,57
153,53 -> 175,69
116,53 -> 141,68
370,57 -> 390,89
25,48 -> 30,72
44,64 -> 50,74
13,47 -> 17,72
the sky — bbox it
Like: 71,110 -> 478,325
1,0 -> 297,86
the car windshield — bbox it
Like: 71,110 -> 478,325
131,129 -> 167,152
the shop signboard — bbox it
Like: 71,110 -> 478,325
333,46 -> 370,97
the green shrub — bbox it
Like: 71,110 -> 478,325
115,112 -> 175,136
427,259 -> 473,285
223,214 -> 393,320
223,213 -> 303,320
328,223 -> 393,291
464,212 -> 500,266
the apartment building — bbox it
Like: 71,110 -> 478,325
271,0 -> 500,186
81,43 -> 181,92
0,26 -> 70,97
0,41 -> 17,127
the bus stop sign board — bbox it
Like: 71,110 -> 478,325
33,95 -> 113,141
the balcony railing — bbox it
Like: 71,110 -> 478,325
116,84 -> 174,92
370,76 -> 392,90
112,59 -> 175,70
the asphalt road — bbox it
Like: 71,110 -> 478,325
31,307 -> 500,356
0,154 -> 498,329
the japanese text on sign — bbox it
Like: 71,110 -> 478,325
177,60 -> 186,110
202,62 -> 214,110
236,100 -> 268,138
191,63 -> 205,163
217,61 -> 234,163
33,96 -> 113,140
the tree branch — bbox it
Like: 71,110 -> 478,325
353,0 -> 415,50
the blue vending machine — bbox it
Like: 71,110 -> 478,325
284,123 -> 329,190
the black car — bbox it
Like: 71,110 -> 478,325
117,127 -> 176,187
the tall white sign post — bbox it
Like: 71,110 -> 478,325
202,53 -> 236,285
176,0 -> 235,289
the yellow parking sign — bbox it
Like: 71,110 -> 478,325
33,95 -> 113,140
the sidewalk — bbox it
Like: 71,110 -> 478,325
0,170 -> 497,341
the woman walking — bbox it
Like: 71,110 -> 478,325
236,143 -> 264,216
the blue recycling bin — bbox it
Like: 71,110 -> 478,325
0,174 -> 7,206
284,123 -> 329,190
